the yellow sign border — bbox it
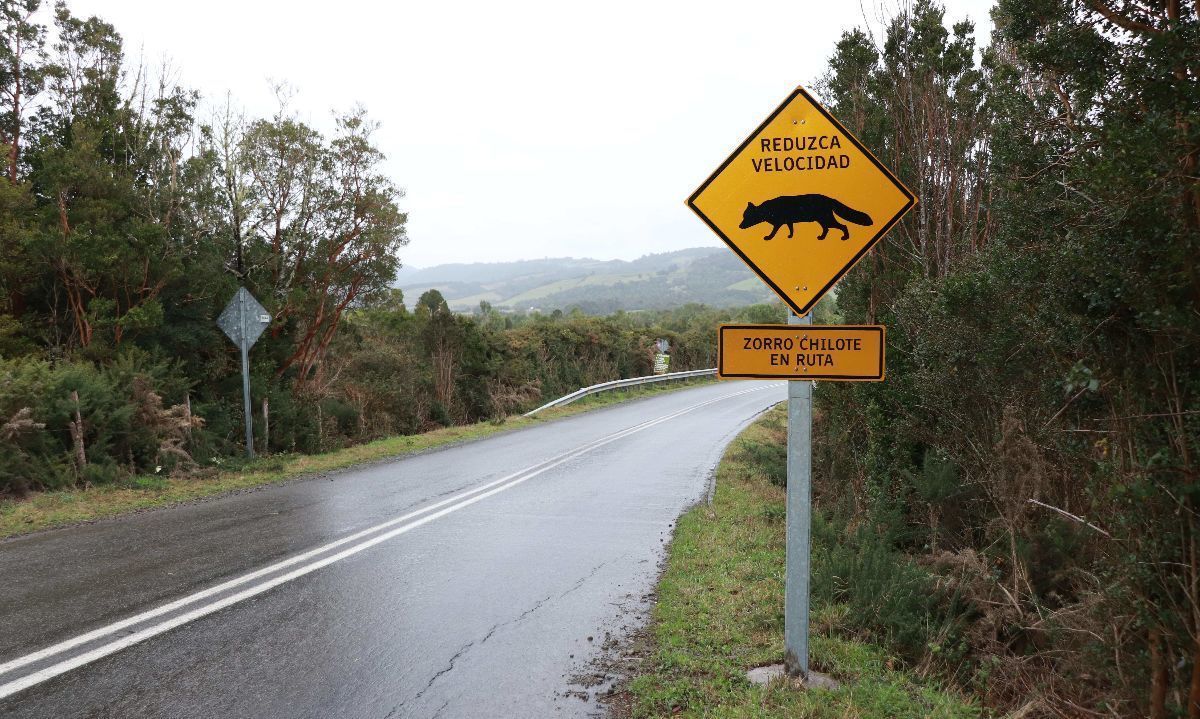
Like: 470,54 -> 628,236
687,87 -> 916,316
717,324 -> 886,381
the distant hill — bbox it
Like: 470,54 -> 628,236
394,248 -> 776,313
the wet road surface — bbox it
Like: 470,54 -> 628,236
0,381 -> 784,718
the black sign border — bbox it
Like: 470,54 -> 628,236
687,86 -> 917,316
717,324 -> 886,381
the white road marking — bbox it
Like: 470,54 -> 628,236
0,384 -> 779,700
0,402 -> 690,678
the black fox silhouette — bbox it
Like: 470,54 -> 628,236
739,194 -> 873,241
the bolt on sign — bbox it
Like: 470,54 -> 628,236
687,87 -> 915,316
718,325 -> 884,381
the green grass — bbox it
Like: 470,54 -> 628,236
0,377 -> 715,540
725,277 -> 766,292
445,290 -> 504,307
624,403 -> 980,718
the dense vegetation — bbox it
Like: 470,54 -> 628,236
0,1 -> 784,496
812,1 -> 1199,716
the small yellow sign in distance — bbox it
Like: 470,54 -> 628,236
718,324 -> 885,381
688,87 -> 915,316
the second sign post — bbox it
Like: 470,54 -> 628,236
688,86 -> 915,679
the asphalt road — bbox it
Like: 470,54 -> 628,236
0,380 -> 784,718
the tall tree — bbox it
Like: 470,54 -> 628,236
0,0 -> 45,183
0,0 -> 44,317
820,0 -> 992,320
28,5 -> 205,351
229,104 -> 408,389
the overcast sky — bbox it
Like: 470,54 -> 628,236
70,0 -> 995,269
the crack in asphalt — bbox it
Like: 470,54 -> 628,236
483,593 -> 551,643
387,556 -> 624,716
558,557 -> 619,600
389,592 -> 553,715
410,638 -> 476,706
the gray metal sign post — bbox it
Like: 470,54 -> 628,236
684,86 -> 913,686
785,309 -> 813,676
217,287 -> 270,458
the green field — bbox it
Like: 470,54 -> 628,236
505,272 -> 656,306
724,277 -> 765,293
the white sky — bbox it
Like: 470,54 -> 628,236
69,0 -> 994,268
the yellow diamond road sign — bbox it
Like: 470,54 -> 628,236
688,86 -> 916,316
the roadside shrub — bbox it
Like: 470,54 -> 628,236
81,461 -> 123,487
739,438 -> 787,487
812,511 -> 966,664
0,354 -> 205,493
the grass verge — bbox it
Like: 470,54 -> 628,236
619,403 -> 980,718
0,377 -> 715,540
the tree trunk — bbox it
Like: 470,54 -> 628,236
1187,636 -> 1200,719
7,30 -> 22,184
315,402 -> 323,454
184,393 -> 192,446
69,390 -> 86,482
261,396 -> 270,455
1151,628 -> 1168,719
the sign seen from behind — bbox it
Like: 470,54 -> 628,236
217,287 -> 270,350
688,87 -> 915,315
217,286 -> 270,458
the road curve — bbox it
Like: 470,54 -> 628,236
0,380 -> 784,718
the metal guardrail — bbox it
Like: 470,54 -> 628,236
522,368 -> 717,417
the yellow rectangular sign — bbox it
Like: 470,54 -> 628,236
718,324 -> 885,381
